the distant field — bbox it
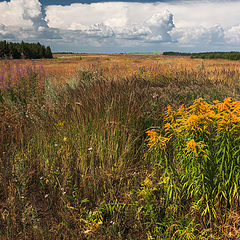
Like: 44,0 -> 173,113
9,52 -> 240,83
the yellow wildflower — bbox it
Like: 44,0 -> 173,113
184,114 -> 200,131
185,139 -> 198,156
215,97 -> 232,112
156,135 -> 170,149
164,122 -> 173,133
146,129 -> 158,143
146,129 -> 169,150
143,176 -> 153,187
189,98 -> 213,115
185,139 -> 207,157
165,105 -> 175,122
177,104 -> 187,116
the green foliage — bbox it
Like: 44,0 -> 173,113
146,98 -> 240,238
163,51 -> 240,60
0,40 -> 53,59
163,51 -> 192,56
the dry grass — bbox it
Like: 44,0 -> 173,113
1,54 -> 240,239
7,53 -> 240,84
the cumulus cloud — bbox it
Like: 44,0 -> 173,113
145,10 -> 174,42
70,23 -> 114,38
0,0 -> 60,42
1,0 -> 240,52
225,25 -> 240,45
0,0 -> 42,28
46,2 -> 153,29
0,24 -> 16,40
43,0 -> 240,51
171,25 -> 225,46
45,3 -> 175,43
165,1 -> 240,29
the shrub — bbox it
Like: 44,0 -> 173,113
147,98 -> 240,225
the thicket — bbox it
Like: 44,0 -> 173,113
163,51 -> 240,60
1,60 -> 240,239
54,52 -> 76,54
0,40 -> 53,59
163,51 -> 191,57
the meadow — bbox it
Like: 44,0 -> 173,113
1,53 -> 240,239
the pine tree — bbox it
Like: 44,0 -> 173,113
0,40 -> 53,59
45,46 -> 53,59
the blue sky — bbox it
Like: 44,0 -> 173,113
40,0 -> 179,5
0,0 -> 240,53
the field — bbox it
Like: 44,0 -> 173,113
1,53 -> 240,239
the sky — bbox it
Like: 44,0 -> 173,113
0,0 -> 240,53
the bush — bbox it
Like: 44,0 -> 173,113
146,98 -> 240,232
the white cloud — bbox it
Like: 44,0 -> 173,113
1,0 -> 240,52
44,0 -> 240,50
46,3 -> 175,43
0,0 -> 46,30
225,25 -> 240,44
0,0 -> 60,42
0,24 -> 16,40
46,2 -> 156,29
163,1 -> 240,28
146,10 -> 174,42
113,25 -> 151,40
171,25 -> 225,46
70,23 -> 114,38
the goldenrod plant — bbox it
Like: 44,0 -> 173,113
146,97 -> 240,227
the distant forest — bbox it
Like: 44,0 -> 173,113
163,51 -> 240,60
54,52 -> 75,54
0,40 -> 53,59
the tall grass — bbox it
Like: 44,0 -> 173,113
1,56 -> 240,239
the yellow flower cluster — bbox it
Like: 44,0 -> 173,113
164,97 -> 240,135
146,129 -> 169,150
214,97 -> 240,132
147,97 -> 240,157
166,98 -> 216,134
185,139 -> 207,157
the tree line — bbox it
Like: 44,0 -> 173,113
0,40 -> 53,59
163,51 -> 240,60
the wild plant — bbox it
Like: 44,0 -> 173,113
84,200 -> 131,239
0,60 -> 47,105
137,173 -> 167,238
0,60 -> 47,154
146,97 -> 240,228
2,55 -> 240,239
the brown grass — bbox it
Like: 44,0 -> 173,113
1,53 -> 240,239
